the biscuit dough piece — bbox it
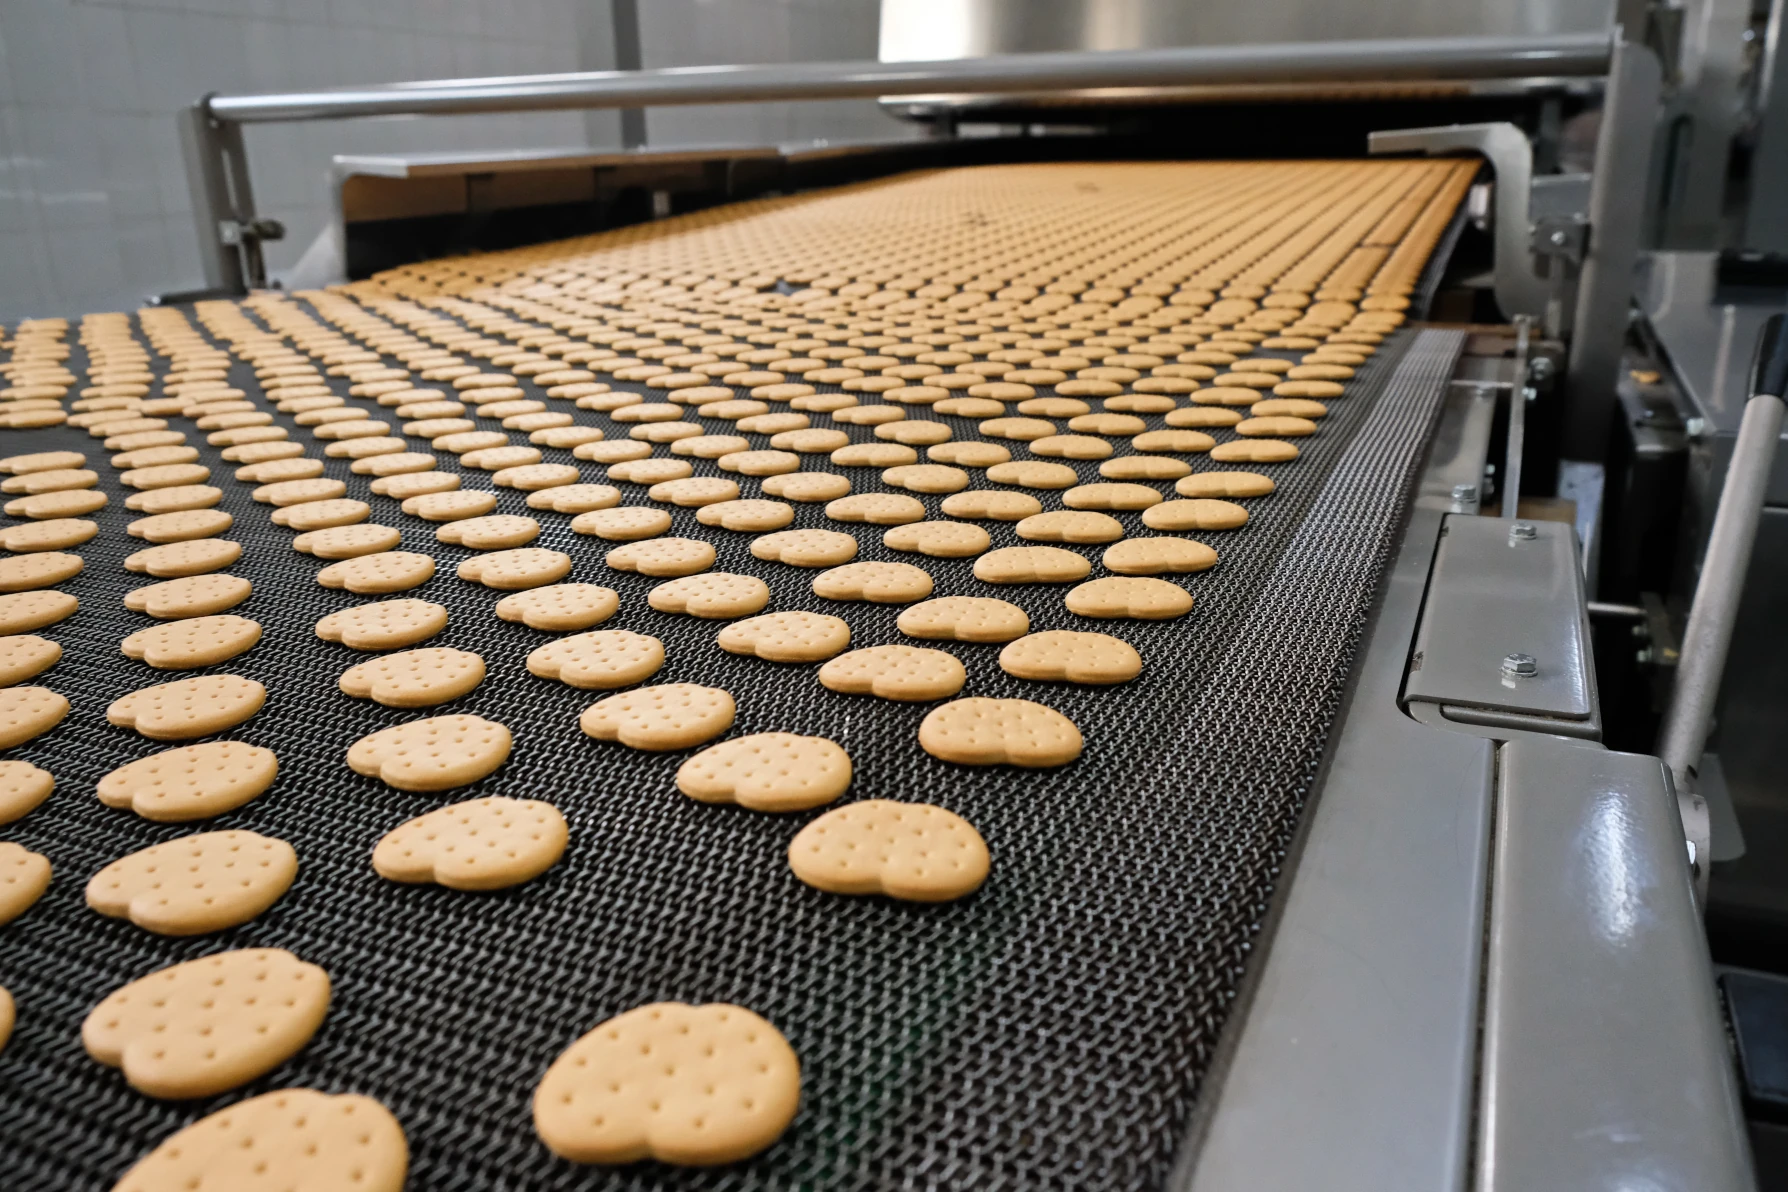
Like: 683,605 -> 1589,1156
0,842 -> 51,924
1210,439 -> 1299,463
1100,456 -> 1193,481
694,498 -> 794,531
578,683 -> 735,750
0,758 -> 54,823
762,471 -> 852,502
648,572 -> 771,619
1236,415 -> 1317,438
85,831 -> 297,934
1063,482 -> 1163,511
292,524 -> 403,558
883,463 -> 970,493
316,551 -> 435,594
606,537 -> 715,577
347,714 -> 512,791
973,545 -> 1092,584
1103,536 -> 1219,575
716,611 -> 851,662
0,588 -> 77,634
436,513 -> 540,549
270,499 -> 369,531
494,583 -> 619,631
1142,498 -> 1250,532
812,560 -> 934,603
609,458 -> 693,485
825,492 -> 926,525
0,450 -> 85,475
571,506 -> 674,541
110,1088 -> 409,1192
788,800 -> 989,902
457,547 -> 572,590
123,538 -> 242,577
1066,576 -> 1195,620
1175,470 -> 1277,498
717,449 -> 800,476
373,797 -> 567,890
1164,406 -> 1245,429
252,477 -> 345,507
494,463 -> 579,490
987,461 -> 1078,490
2,466 -> 98,493
818,645 -> 966,701
999,630 -> 1142,684
1,517 -> 99,552
528,483 -> 623,514
831,442 -> 916,468
371,470 -> 459,499
340,647 -> 485,707
0,550 -> 83,590
534,1003 -> 800,1166
126,485 -> 223,516
106,675 -> 266,740
928,440 -> 1010,468
672,434 -> 750,459
82,949 -> 330,1099
1016,510 -> 1125,544
121,614 -> 261,669
4,489 -> 107,519
883,520 -> 991,558
897,596 -> 1029,642
677,733 -> 851,811
127,509 -> 234,543
940,490 -> 1043,520
315,599 -> 448,650
528,630 -> 665,689
918,697 -> 1083,767
402,489 -> 497,521
0,685 -> 69,748
648,476 -> 740,507
97,741 -> 279,821
123,573 -> 251,618
979,416 -> 1056,441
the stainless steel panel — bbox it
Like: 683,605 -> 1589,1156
1480,738 -> 1754,1192
879,0 -> 1616,62
1405,515 -> 1597,723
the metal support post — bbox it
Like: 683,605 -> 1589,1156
1563,39 -> 1663,458
611,0 -> 646,149
177,101 -> 247,294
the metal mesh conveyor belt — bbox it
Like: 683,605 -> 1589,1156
1,164 -> 1468,1190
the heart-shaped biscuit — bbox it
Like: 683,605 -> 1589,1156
0,842 -> 51,924
606,537 -> 715,577
1103,536 -> 1218,575
436,513 -> 540,548
1101,455 -> 1192,481
340,647 -> 485,707
0,685 -> 69,748
402,489 -> 496,521
788,800 -> 989,902
457,547 -> 572,590
528,630 -> 665,689
315,599 -> 448,650
106,675 -> 266,740
0,758 -> 54,824
370,469 -> 459,498
83,948 -> 330,1098
824,492 -> 925,525
0,551 -> 83,590
570,506 -> 673,540
124,483 -> 224,514
121,614 -> 262,669
373,796 -> 567,890
579,683 -> 735,751
527,483 -> 621,513
0,517 -> 99,551
716,611 -> 851,662
694,498 -> 794,531
124,573 -> 252,618
676,733 -> 851,811
0,588 -> 77,635
647,573 -> 770,619
1062,483 -> 1163,511
918,697 -> 1082,767
316,551 -> 436,594
494,583 -> 620,631
347,714 -> 512,791
86,830 -> 297,934
292,524 -> 403,558
97,741 -> 279,820
123,539 -> 242,577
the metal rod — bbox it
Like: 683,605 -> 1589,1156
611,0 -> 646,150
1658,314 -> 1788,788
1585,600 -> 1647,619
1502,315 -> 1532,518
177,102 -> 245,293
205,33 -> 1614,124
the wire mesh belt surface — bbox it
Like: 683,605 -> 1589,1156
1,162 -> 1467,1190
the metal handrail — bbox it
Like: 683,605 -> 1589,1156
204,33 -> 1615,123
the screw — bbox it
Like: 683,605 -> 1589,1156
1550,229 -> 1569,246
1636,647 -> 1656,665
1528,356 -> 1555,382
1502,652 -> 1539,677
1509,522 -> 1538,541
1685,416 -> 1708,440
1451,482 -> 1479,504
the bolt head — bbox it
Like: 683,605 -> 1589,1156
1550,229 -> 1569,246
1502,652 -> 1539,676
1509,522 -> 1538,541
1450,482 -> 1479,502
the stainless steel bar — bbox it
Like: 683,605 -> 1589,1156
176,102 -> 245,294
611,0 -> 645,150
1586,600 -> 1647,619
204,33 -> 1615,123
1502,315 -> 1531,518
1658,314 -> 1788,789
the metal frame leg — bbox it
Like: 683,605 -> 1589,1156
178,101 -> 246,294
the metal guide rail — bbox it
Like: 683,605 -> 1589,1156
0,163 -> 1462,1189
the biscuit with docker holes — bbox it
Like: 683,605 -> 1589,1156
979,417 -> 1056,442
1,518 -> 99,552
672,434 -> 750,459
1015,510 -> 1124,544
929,441 -> 1011,468
533,1003 -> 800,1166
647,573 -> 770,619
0,842 -> 51,924
571,506 -> 673,541
373,797 -> 567,890
812,560 -> 933,604
1236,415 -> 1317,438
999,630 -> 1141,684
0,758 -> 55,824
528,484 -> 622,513
81,948 -> 330,1099
896,596 -> 1029,643
347,714 -> 512,791
340,647 -> 485,708
0,685 -> 69,749
1173,471 -> 1276,499
316,551 -> 435,594
831,442 -> 916,469
824,492 -> 925,525
940,490 -> 1042,520
402,489 -> 497,521
436,514 -> 540,549
763,471 -> 852,502
0,451 -> 84,475
1141,498 -> 1249,532
882,463 -> 969,494
268,499 -> 369,531
1065,576 -> 1194,620
457,547 -> 572,590
818,645 -> 965,701
0,551 -> 83,591
85,831 -> 296,935
252,477 -> 345,507
973,545 -> 1091,584
235,457 -> 323,484
121,614 -> 261,669
918,697 -> 1082,767
494,463 -> 579,490
606,537 -> 715,578
97,741 -> 278,820
609,458 -> 693,485
677,733 -> 851,811
882,521 -> 991,558
106,675 -> 265,740
695,499 -> 794,532
1210,439 -> 1299,463
578,683 -> 735,750
788,800 -> 989,902
1,466 -> 98,494
292,524 -> 403,559
1164,407 -> 1245,429
716,611 -> 851,663
315,599 -> 448,650
717,450 -> 800,477
0,589 -> 77,635
528,630 -> 665,689
1062,483 -> 1162,511
371,470 -> 459,499
770,428 -> 848,453
0,634 -> 60,688
986,461 -> 1078,490
1100,456 -> 1192,482
4,489 -> 107,519
1103,536 -> 1218,575
494,583 -> 619,631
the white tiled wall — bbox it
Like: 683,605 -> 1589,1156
0,0 -> 914,321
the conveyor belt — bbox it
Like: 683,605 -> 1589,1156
1,162 -> 1468,1190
